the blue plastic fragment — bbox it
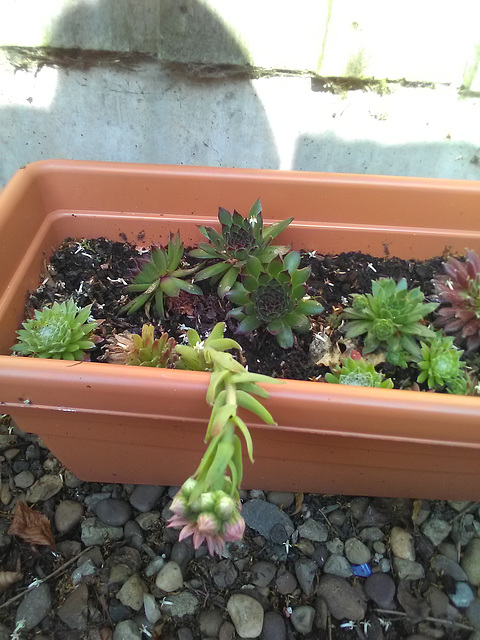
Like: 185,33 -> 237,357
351,563 -> 372,577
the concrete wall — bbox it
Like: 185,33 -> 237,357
1,0 -> 480,188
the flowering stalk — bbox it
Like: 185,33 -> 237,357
168,322 -> 282,554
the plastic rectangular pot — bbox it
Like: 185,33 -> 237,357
1,160 -> 479,499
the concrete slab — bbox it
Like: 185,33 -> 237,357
1,53 -> 479,189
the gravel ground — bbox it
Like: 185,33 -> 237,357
1,416 -> 480,640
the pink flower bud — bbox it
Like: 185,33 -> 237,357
224,516 -> 246,542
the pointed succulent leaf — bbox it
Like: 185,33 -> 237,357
236,316 -> 261,334
296,299 -> 324,316
218,207 -> 233,227
284,251 -> 301,275
262,216 -> 294,242
218,265 -> 240,298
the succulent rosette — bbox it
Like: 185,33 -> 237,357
106,324 -> 178,367
190,199 -> 293,298
227,252 -> 324,348
433,249 -> 480,351
12,299 -> 100,360
417,331 -> 466,390
326,356 -> 394,388
342,277 -> 438,361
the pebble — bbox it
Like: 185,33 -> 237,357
84,492 -> 112,508
323,555 -> 353,578
143,593 -> 161,624
389,526 -> 415,560
170,541 -> 194,572
227,593 -> 264,638
266,491 -> 295,509
461,538 -> 480,585
291,605 -> 316,634
364,573 -> 396,608
294,557 -> 318,596
113,620 -> 142,640
72,559 -> 97,585
345,538 -> 371,564
14,470 -> 35,489
123,520 -> 144,550
250,561 -> 277,587
260,610 -> 286,640
449,582 -> 475,608
165,591 -> 199,618
117,574 -> 148,611
328,509 -> 346,526
219,621 -> 236,640
359,526 -> 384,542
199,608 -> 224,637
393,558 -> 425,580
129,484 -> 164,512
145,556 -> 165,578
275,568 -> 297,595
109,599 -> 132,624
155,561 -> 184,592
326,538 -> 344,555
317,575 -> 367,621
297,518 -> 328,542
135,510 -> 160,530
81,517 -> 124,546
26,475 -> 63,502
15,583 -> 51,631
422,518 -> 452,546
92,498 -> 132,526
466,600 -> 480,630
0,484 -> 12,505
431,554 -> 468,581
55,500 -> 84,534
63,470 -> 83,488
212,560 -> 238,589
57,583 -> 89,629
4,448 -> 20,461
241,499 -> 294,543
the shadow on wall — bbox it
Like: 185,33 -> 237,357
0,0 -> 279,187
293,132 -> 480,180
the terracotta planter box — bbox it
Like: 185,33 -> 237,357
1,160 -> 479,500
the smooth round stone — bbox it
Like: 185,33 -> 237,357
328,509 -> 347,526
294,558 -> 318,597
317,575 -> 367,621
113,620 -> 142,640
15,583 -> 51,631
393,558 -> 425,580
64,470 -> 83,489
117,574 -> 148,611
55,500 -> 84,534
250,561 -> 276,588
123,521 -> 144,551
143,594 -> 161,624
345,538 -> 371,565
449,582 -> 475,608
323,554 -> 353,578
291,605 -> 316,633
129,485 -> 165,512
373,541 -> 386,554
364,573 -> 396,608
4,448 -> 20,461
14,470 -> 35,489
298,518 -> 328,542
92,498 -> 132,526
389,526 -> 415,561
145,557 -> 165,578
155,561 -> 184,592
199,608 -> 224,637
461,538 -> 480,585
275,569 -> 297,595
359,527 -> 385,542
227,594 -> 264,639
422,518 -> 452,546
266,491 -> 295,509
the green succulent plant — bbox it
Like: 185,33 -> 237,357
190,199 -> 293,298
175,322 -> 242,372
12,299 -> 100,360
106,324 -> 178,368
122,234 -> 202,319
446,371 -> 480,396
226,252 -> 324,349
325,356 -> 394,388
342,277 -> 438,361
417,331 -> 466,389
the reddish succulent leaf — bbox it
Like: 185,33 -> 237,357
8,501 -> 56,549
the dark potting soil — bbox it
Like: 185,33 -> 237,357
23,237 -> 450,390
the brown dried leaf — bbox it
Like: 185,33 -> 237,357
292,493 -> 304,516
0,569 -> 23,593
7,501 -> 55,549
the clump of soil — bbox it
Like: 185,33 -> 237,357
21,237 -> 469,391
